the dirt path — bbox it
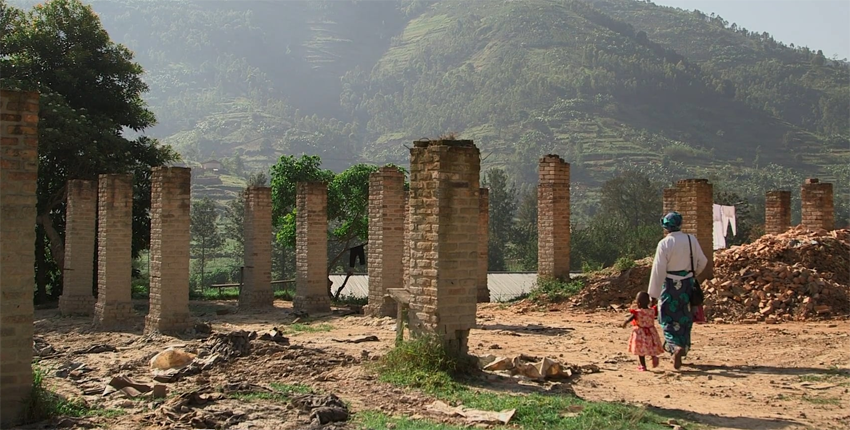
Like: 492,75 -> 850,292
26,300 -> 850,430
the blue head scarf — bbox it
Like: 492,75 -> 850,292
661,211 -> 682,232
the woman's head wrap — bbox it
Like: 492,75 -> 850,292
661,211 -> 683,232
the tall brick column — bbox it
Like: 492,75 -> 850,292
765,191 -> 792,235
145,167 -> 192,333
294,182 -> 331,313
0,89 -> 38,426
675,179 -> 713,280
402,194 -> 410,291
477,188 -> 490,303
93,173 -> 135,328
537,155 -> 570,280
240,187 -> 274,309
801,179 -> 834,231
59,180 -> 97,315
365,167 -> 405,317
408,139 -> 480,356
663,188 -> 678,215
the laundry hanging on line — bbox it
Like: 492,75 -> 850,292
712,204 -> 737,250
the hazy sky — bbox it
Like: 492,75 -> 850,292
652,0 -> 850,60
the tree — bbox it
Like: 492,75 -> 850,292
0,0 -> 177,301
270,155 -> 406,292
599,170 -> 661,228
510,188 -> 538,271
482,168 -> 516,271
191,197 -> 223,291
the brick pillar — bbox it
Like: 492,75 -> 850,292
675,179 -> 713,280
765,191 -> 791,235
145,167 -> 192,333
402,194 -> 410,290
365,167 -> 405,317
663,188 -> 678,215
477,188 -> 490,303
0,89 -> 38,426
59,180 -> 97,315
537,154 -> 570,280
801,179 -> 834,231
240,187 -> 274,309
408,139 -> 480,356
294,182 -> 331,313
93,174 -> 135,328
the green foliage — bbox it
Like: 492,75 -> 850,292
1,0 -> 177,303
529,278 -> 585,304
600,170 -> 662,229
483,168 -> 517,271
571,218 -> 661,271
25,366 -> 123,423
614,256 -> 635,272
270,155 -> 406,274
190,197 -> 223,290
373,335 -> 465,395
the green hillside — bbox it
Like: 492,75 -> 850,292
6,0 -> 849,219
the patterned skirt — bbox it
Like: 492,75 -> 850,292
658,277 -> 695,355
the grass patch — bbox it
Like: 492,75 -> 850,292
614,256 -> 636,272
333,295 -> 368,307
528,278 -> 586,304
284,323 -> 334,334
371,337 -> 695,430
25,366 -> 124,423
802,395 -> 841,406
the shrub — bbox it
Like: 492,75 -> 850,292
529,278 -> 585,303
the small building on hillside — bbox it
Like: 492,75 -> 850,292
201,160 -> 223,172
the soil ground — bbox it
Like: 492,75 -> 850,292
23,299 -> 850,430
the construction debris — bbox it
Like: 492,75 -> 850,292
290,393 -> 350,425
150,348 -> 196,370
478,355 -> 598,381
703,227 -> 849,322
331,335 -> 379,344
73,344 -> 118,355
569,228 -> 849,322
427,400 -> 516,425
206,330 -> 252,359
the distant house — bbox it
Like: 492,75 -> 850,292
201,160 -> 222,172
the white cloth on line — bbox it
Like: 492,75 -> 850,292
712,204 -> 726,250
720,205 -> 737,236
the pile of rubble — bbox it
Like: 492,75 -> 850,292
567,227 -> 849,322
703,227 -> 849,322
568,258 -> 653,310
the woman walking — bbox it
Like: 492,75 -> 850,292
647,212 -> 707,369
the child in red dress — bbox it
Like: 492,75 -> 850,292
622,291 -> 664,371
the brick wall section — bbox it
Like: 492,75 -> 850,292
402,194 -> 410,291
93,174 -> 135,328
408,139 -> 480,356
765,191 -> 792,235
145,167 -> 192,333
675,179 -> 713,280
800,179 -> 834,231
0,89 -> 38,426
365,167 -> 405,317
59,180 -> 97,315
663,188 -> 678,215
240,187 -> 274,309
537,154 -> 570,281
477,188 -> 490,303
294,182 -> 331,313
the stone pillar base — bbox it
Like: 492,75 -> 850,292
239,290 -> 275,311
144,313 -> 192,334
363,297 -> 395,318
293,295 -> 330,314
93,301 -> 134,329
58,295 -> 95,316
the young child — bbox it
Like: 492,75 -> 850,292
622,291 -> 664,371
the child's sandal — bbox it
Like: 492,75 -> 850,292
636,365 -> 647,371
